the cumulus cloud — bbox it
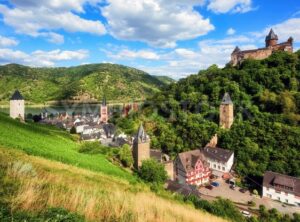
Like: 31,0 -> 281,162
102,0 -> 214,48
106,49 -> 160,60
0,35 -> 19,47
208,0 -> 253,13
0,1 -> 106,43
0,48 -> 89,66
227,28 -> 236,35
262,18 -> 300,43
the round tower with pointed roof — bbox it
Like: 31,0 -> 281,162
219,92 -> 234,129
100,97 -> 108,123
132,124 -> 150,169
265,29 -> 278,47
10,90 -> 25,121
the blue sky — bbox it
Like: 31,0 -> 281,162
0,0 -> 300,79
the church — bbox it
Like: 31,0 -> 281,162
231,29 -> 293,66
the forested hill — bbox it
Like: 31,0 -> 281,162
141,50 -> 300,178
0,63 -> 171,103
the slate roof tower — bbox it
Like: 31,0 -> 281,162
132,124 -> 150,169
219,93 -> 234,129
10,90 -> 25,121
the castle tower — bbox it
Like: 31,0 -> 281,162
100,97 -> 108,123
219,93 -> 234,129
265,29 -> 278,47
133,124 -> 150,169
10,90 -> 25,121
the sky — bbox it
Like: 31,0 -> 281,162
0,0 -> 300,79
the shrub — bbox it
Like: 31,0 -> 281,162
138,159 -> 167,185
118,144 -> 133,167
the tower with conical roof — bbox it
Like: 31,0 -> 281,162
219,92 -> 234,129
133,124 -> 150,169
100,97 -> 108,123
265,29 -> 278,47
10,90 -> 25,121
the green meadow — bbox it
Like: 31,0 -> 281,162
0,112 -> 135,182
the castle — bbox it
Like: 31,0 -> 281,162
231,29 -> 293,66
10,90 -> 25,121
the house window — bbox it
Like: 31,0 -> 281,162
286,199 -> 288,203
267,188 -> 269,191
218,165 -> 220,170
267,194 -> 272,198
213,164 -> 216,168
222,167 -> 225,171
275,190 -> 281,194
277,197 -> 280,201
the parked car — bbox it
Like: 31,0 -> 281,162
230,184 -> 236,190
211,182 -> 220,187
205,185 -> 214,190
241,210 -> 251,218
239,188 -> 247,193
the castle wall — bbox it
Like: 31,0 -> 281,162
133,141 -> 150,169
220,104 -> 234,129
10,100 -> 25,120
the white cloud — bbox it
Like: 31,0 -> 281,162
102,0 -> 214,48
263,18 -> 300,43
0,1 -> 106,43
107,49 -> 160,60
0,48 -> 89,66
227,28 -> 236,35
0,35 -> 19,47
208,0 -> 253,13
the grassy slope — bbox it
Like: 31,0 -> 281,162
0,147 -> 227,222
0,112 -> 134,182
0,63 -> 167,103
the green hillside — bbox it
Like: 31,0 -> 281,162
0,112 -> 134,182
154,75 -> 176,85
0,63 -> 168,103
122,51 -> 300,179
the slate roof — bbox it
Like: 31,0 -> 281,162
135,124 -> 149,143
266,29 -> 278,41
263,171 -> 300,196
102,97 -> 106,106
10,90 -> 24,100
221,92 -> 233,105
166,180 -> 201,197
202,147 -> 234,163
232,46 -> 241,54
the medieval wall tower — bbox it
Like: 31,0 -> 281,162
100,97 -> 108,123
219,93 -> 234,129
133,124 -> 150,169
10,90 -> 25,121
265,29 -> 278,47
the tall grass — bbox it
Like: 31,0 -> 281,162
1,148 -> 227,222
0,112 -> 134,182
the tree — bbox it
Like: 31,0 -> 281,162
118,144 -> 133,167
138,159 -> 167,184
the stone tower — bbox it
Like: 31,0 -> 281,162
219,93 -> 234,129
10,90 -> 25,121
133,124 -> 150,169
100,97 -> 108,123
265,29 -> 278,47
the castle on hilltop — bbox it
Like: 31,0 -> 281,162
231,29 -> 293,66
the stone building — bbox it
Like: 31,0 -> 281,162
231,29 -> 293,66
100,97 -> 108,123
219,92 -> 234,129
10,90 -> 25,121
132,124 -> 150,169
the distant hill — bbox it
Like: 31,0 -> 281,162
154,75 -> 176,85
0,63 -> 170,103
